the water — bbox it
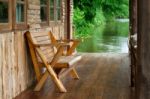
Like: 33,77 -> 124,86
77,20 -> 129,53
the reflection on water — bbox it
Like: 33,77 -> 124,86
77,21 -> 129,53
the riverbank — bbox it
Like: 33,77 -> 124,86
77,21 -> 129,53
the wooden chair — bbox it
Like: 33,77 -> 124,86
25,31 -> 82,93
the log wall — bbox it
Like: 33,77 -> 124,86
0,0 -> 72,99
0,31 -> 34,99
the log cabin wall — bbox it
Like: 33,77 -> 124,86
0,0 -> 72,99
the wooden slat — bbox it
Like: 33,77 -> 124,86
40,47 -> 53,51
36,38 -> 50,43
42,53 -> 54,59
43,50 -> 54,56
41,47 -> 54,54
37,40 -> 51,44
34,37 -> 50,43
34,36 -> 50,41
31,32 -> 48,37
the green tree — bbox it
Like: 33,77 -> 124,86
73,0 -> 129,38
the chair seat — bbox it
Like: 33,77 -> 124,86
54,54 -> 82,68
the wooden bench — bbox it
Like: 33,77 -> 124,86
25,31 -> 82,92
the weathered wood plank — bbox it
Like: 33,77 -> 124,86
0,34 -> 3,99
31,32 -> 48,37
2,33 -> 13,99
14,31 -> 19,96
11,32 -> 18,98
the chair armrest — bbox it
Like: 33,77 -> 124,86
34,43 -> 53,47
34,42 -> 70,48
50,43 -> 69,66
57,39 -> 80,43
58,42 -> 70,46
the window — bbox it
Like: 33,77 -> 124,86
0,1 -> 8,23
50,0 -> 54,21
16,0 -> 25,23
49,0 -> 61,21
15,0 -> 27,29
0,0 -> 11,31
56,0 -> 61,20
40,0 -> 48,23
0,0 -> 27,31
40,0 -> 62,25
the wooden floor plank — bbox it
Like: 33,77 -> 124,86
15,53 -> 132,99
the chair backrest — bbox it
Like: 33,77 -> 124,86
26,31 -> 56,63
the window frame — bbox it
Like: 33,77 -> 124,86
0,0 -> 12,31
55,0 -> 61,21
49,0 -> 55,22
40,0 -> 62,26
0,0 -> 27,32
13,0 -> 27,30
49,0 -> 62,23
40,0 -> 49,26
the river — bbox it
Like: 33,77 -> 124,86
77,20 -> 129,53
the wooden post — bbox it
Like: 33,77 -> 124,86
129,0 -> 137,35
129,0 -> 137,87
67,0 -> 71,40
136,0 -> 150,99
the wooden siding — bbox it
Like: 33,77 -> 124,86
0,0 -> 71,99
0,32 -> 34,99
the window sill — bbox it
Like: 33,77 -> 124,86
40,22 -> 49,27
49,21 -> 62,26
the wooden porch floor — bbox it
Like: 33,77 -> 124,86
15,53 -> 132,99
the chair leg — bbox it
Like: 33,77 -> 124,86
70,68 -> 79,79
34,71 -> 49,91
47,65 -> 67,93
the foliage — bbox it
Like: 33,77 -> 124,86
73,8 -> 105,39
74,0 -> 96,22
74,0 -> 129,21
103,21 -> 129,37
101,0 -> 129,19
73,0 -> 129,39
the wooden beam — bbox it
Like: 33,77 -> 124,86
67,0 -> 71,39
129,0 -> 137,35
129,0 -> 137,87
136,0 -> 150,99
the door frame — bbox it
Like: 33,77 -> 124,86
66,0 -> 71,39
